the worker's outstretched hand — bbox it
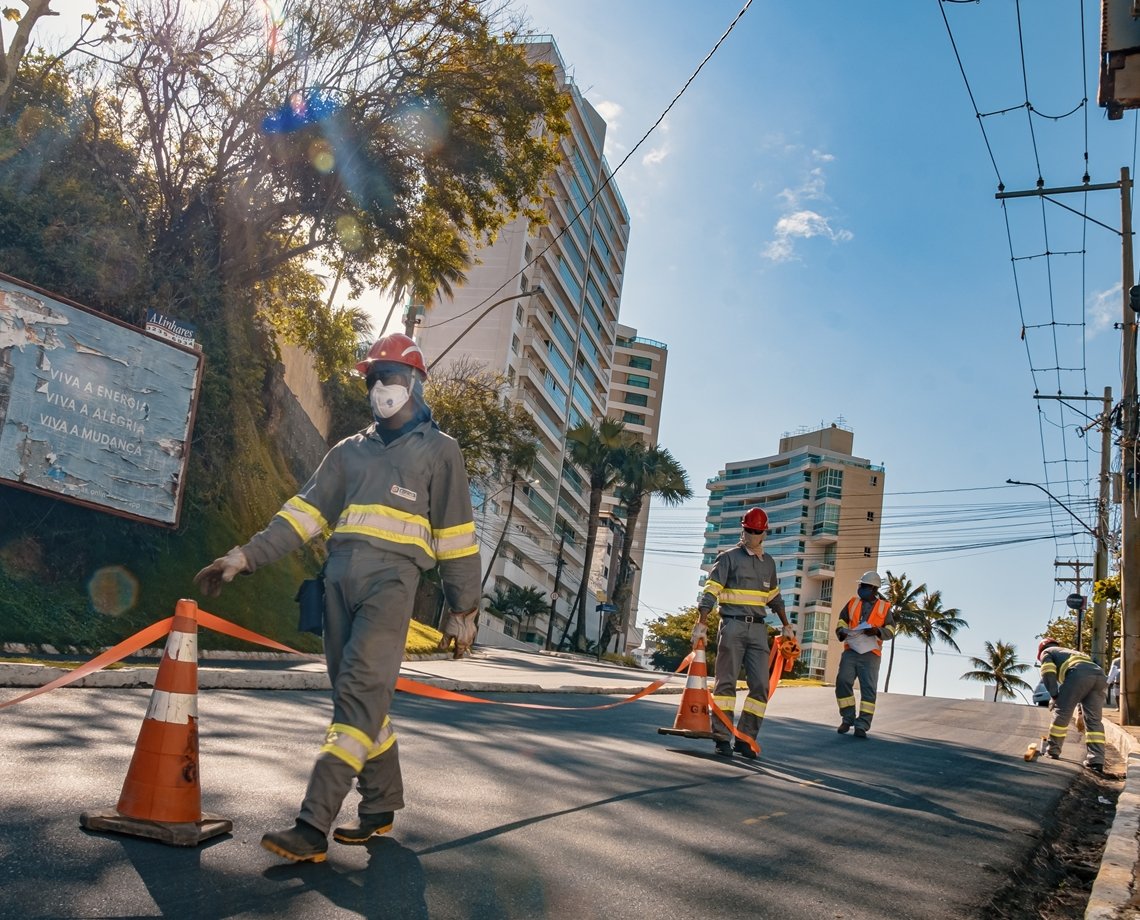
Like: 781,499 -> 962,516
865,626 -> 882,638
193,546 -> 249,597
690,621 -> 708,648
439,608 -> 478,659
781,624 -> 796,640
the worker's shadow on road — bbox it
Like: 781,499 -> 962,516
263,837 -> 428,919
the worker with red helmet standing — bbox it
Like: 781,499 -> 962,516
834,571 -> 896,738
1037,637 -> 1107,773
194,332 -> 481,861
692,506 -> 795,759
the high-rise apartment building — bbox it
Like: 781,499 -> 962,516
415,36 -> 631,649
701,423 -> 885,682
598,323 -> 669,652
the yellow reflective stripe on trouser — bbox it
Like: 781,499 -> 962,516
742,696 -> 766,718
718,586 -> 778,605
278,496 -> 328,541
336,504 -> 434,558
1085,731 -> 1106,744
860,701 -> 876,715
322,722 -> 374,772
703,580 -> 725,601
1049,723 -> 1069,739
366,716 -> 396,760
434,521 -> 479,560
712,694 -> 736,711
837,694 -> 856,709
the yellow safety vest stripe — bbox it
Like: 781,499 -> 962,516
277,496 -> 329,542
718,586 -> 778,606
1058,654 -> 1093,682
336,503 -> 435,558
434,521 -> 479,560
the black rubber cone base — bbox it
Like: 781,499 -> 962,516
80,809 -> 232,847
657,727 -> 715,739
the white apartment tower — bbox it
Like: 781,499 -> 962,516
415,36 -> 631,649
701,423 -> 885,682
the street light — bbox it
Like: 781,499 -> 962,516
1005,478 -> 1102,545
427,286 -> 544,371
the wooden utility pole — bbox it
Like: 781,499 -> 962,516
1055,560 -> 1093,649
1093,386 -> 1113,668
545,530 -> 567,651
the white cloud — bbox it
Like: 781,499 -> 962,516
1087,283 -> 1121,339
812,149 -> 835,162
642,145 -> 669,166
777,168 -> 827,208
763,210 -> 853,263
593,100 -> 622,130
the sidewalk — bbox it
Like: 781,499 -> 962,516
1088,709 -> 1140,919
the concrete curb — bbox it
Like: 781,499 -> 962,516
1086,722 -> 1139,919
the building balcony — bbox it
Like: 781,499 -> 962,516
809,528 -> 838,544
804,598 -> 832,611
807,562 -> 836,577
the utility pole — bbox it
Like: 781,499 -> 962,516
997,170 -> 1136,722
1093,386 -> 1113,667
545,530 -> 567,651
1121,167 -> 1140,725
1054,560 -> 1093,649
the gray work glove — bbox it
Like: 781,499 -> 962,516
193,546 -> 249,597
690,621 -> 709,648
439,608 -> 478,658
781,624 -> 796,640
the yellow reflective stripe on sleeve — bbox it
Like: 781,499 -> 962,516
367,716 -> 396,760
718,586 -> 778,606
1040,662 -> 1058,675
278,496 -> 328,541
336,504 -> 434,557
742,696 -> 766,718
434,521 -> 479,560
321,722 -> 374,773
836,695 -> 856,708
703,580 -> 725,600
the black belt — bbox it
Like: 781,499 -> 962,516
721,614 -> 764,623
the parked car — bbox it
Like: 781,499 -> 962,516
1032,681 -> 1051,706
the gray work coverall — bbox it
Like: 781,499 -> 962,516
834,596 -> 896,733
241,416 -> 481,831
1039,646 -> 1107,768
699,543 -> 785,743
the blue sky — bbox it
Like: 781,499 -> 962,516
20,1 -> 1130,700
507,0 -> 1132,699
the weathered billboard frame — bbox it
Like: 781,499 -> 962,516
0,271 -> 203,528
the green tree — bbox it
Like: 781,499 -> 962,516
483,583 -> 550,640
1043,574 -> 1122,664
647,606 -> 719,673
960,640 -> 1033,702
603,442 -> 691,654
914,589 -> 968,696
882,570 -> 926,692
566,417 -> 630,652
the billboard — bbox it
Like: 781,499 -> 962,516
0,272 -> 202,527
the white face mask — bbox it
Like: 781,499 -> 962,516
370,381 -> 411,419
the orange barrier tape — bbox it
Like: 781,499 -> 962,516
0,618 -> 173,710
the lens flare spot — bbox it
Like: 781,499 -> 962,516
309,139 -> 335,173
336,215 -> 363,251
399,101 -> 448,154
88,566 -> 139,617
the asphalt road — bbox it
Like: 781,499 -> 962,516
0,684 -> 1074,920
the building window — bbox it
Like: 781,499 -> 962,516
520,274 -> 529,294
624,392 -> 649,407
511,334 -> 520,354
516,303 -> 524,323
863,546 -> 872,557
866,511 -> 875,521
627,373 -> 651,388
628,355 -> 653,370
623,411 -> 646,425
870,475 -> 878,486
816,468 -> 843,499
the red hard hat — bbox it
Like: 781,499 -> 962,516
355,333 -> 428,378
1037,638 -> 1059,661
742,507 -> 768,531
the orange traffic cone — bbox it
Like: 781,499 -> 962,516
657,636 -> 714,739
81,598 -> 232,846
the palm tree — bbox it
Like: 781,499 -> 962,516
960,640 -> 1033,701
602,442 -> 691,653
882,570 -> 926,692
566,417 -> 630,651
913,589 -> 968,696
483,584 -> 551,640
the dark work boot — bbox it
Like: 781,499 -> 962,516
853,727 -> 868,739
837,722 -> 852,734
261,820 -> 328,863
733,740 -> 758,760
333,811 -> 395,845
714,739 -> 733,757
